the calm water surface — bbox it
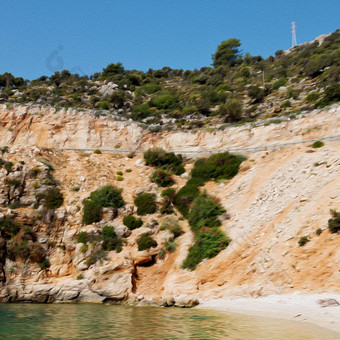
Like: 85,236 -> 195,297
0,303 -> 338,340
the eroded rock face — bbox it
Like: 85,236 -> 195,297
0,104 -> 339,305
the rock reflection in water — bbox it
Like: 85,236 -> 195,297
0,304 -> 338,340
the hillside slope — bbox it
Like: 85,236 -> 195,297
0,104 -> 339,305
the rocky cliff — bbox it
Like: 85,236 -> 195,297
0,104 -> 339,305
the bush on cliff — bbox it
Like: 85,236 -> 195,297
144,148 -> 185,175
89,185 -> 124,208
123,215 -> 143,230
134,193 -> 157,215
137,233 -> 158,251
328,209 -> 340,233
35,187 -> 64,209
182,228 -> 230,270
83,185 -> 125,224
0,217 -> 20,237
82,199 -> 102,224
102,225 -> 122,251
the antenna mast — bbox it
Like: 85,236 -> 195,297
291,21 -> 297,47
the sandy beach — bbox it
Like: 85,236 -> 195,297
197,292 -> 340,335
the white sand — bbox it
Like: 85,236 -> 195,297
197,292 -> 340,334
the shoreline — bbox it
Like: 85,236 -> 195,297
196,292 -> 340,335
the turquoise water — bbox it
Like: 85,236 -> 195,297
0,303 -> 338,340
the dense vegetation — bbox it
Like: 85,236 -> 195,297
175,152 -> 244,217
2,30 -> 340,131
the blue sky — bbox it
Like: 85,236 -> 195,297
1,0 -> 339,80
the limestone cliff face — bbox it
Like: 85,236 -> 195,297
0,104 -> 339,304
1,103 -> 339,153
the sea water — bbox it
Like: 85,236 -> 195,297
0,303 -> 338,340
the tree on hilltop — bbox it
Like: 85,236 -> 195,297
212,38 -> 242,68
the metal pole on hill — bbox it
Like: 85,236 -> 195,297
292,21 -> 297,47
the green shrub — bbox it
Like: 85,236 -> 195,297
281,100 -> 291,108
219,99 -> 243,122
144,83 -> 161,94
39,258 -> 50,270
35,187 -> 63,209
77,274 -> 84,280
80,244 -> 88,253
102,225 -> 122,251
144,148 -> 185,175
150,92 -> 179,110
89,185 -> 124,208
188,194 -> 225,233
4,161 -> 13,174
116,176 -> 124,181
125,168 -> 132,173
316,228 -> 323,236
9,200 -> 26,210
191,153 -> 245,182
161,188 -> 176,201
1,146 -> 9,154
150,169 -> 174,187
311,141 -> 324,148
70,185 -> 81,192
248,86 -> 265,103
93,149 -> 102,154
134,193 -> 157,215
82,199 -> 102,224
123,215 -> 143,230
5,179 -> 20,187
137,233 -> 158,251
0,217 -> 20,237
159,248 -> 166,259
160,197 -> 175,215
306,91 -> 320,102
175,181 -> 201,217
272,77 -> 286,90
86,249 -> 108,266
116,171 -> 123,176
99,101 -> 109,110
165,238 -> 177,252
298,236 -> 309,246
182,229 -> 230,270
328,209 -> 340,233
170,223 -> 183,238
132,103 -> 151,120
77,231 -> 88,244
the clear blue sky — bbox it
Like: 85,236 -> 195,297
1,0 -> 339,80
